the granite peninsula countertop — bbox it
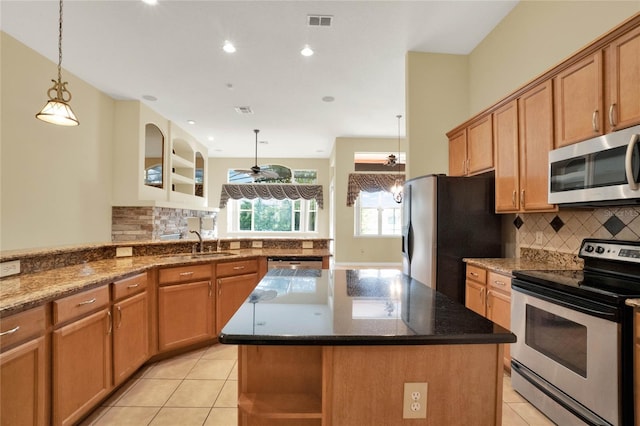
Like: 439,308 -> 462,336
0,248 -> 330,317
219,268 -> 516,346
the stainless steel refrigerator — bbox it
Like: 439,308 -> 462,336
401,173 -> 503,304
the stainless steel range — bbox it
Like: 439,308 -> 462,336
511,239 -> 640,426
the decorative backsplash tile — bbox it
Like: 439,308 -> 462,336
516,206 -> 640,255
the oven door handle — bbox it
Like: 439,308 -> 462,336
625,133 -> 639,190
512,284 -> 619,322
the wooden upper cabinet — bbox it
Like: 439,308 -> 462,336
493,100 -> 520,212
518,80 -> 556,212
554,51 -> 604,147
467,115 -> 494,175
448,116 -> 493,177
607,25 -> 640,132
448,129 -> 467,176
494,81 -> 556,213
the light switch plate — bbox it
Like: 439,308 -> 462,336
116,247 -> 133,257
0,260 -> 21,277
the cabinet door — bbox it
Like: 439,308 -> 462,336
53,309 -> 112,426
0,336 -> 46,426
467,115 -> 494,175
464,280 -> 486,317
554,51 -> 604,147
217,273 -> 259,334
448,130 -> 467,176
158,280 -> 215,352
113,291 -> 149,386
608,26 -> 640,132
493,100 -> 520,212
487,290 -> 511,370
519,80 -> 556,212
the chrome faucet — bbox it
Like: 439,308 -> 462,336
190,230 -> 203,253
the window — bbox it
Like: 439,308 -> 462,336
355,190 -> 401,236
226,165 -> 319,233
231,198 -> 317,233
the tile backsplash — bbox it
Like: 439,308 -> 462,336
516,206 -> 640,254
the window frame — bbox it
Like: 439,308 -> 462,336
354,190 -> 402,237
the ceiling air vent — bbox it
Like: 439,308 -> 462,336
307,15 -> 333,27
234,106 -> 253,115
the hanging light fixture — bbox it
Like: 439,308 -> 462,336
391,114 -> 403,203
35,0 -> 79,126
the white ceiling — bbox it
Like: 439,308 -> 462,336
1,0 -> 518,159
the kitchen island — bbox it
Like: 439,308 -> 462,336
219,268 -> 516,426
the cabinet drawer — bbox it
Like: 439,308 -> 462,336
466,265 -> 487,283
159,264 -> 211,285
53,286 -> 109,326
216,259 -> 258,277
487,271 -> 512,294
0,305 -> 47,351
112,273 -> 147,301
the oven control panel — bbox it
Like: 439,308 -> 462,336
580,239 -> 640,263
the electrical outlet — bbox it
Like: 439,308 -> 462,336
230,241 -> 240,250
0,260 -> 21,277
535,231 -> 543,245
302,241 -> 313,249
403,382 -> 428,419
252,240 -> 263,248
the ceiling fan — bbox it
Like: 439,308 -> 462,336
385,114 -> 403,167
232,129 -> 279,181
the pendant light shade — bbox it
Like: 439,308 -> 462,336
36,0 -> 79,126
391,114 -> 403,203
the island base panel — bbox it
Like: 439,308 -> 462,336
237,344 -> 504,426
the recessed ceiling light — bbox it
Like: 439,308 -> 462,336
142,95 -> 157,101
141,0 -> 157,5
322,96 -> 335,102
301,45 -> 314,57
187,120 -> 195,125
226,83 -> 234,90
207,136 -> 214,141
223,40 -> 236,53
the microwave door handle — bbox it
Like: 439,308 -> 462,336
625,134 -> 639,190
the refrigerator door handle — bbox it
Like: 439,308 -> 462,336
407,223 -> 414,262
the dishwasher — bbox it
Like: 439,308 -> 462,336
267,256 -> 323,270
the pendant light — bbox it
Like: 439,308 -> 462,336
35,0 -> 79,126
391,114 -> 403,203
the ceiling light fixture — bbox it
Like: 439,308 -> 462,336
35,0 -> 79,126
187,120 -> 195,125
223,40 -> 236,53
301,44 -> 314,57
141,0 -> 158,5
391,114 -> 404,204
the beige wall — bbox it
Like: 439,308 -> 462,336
1,32 -> 115,251
469,1 -> 640,114
332,137 -> 405,266
208,157 -> 331,239
405,52 -> 468,179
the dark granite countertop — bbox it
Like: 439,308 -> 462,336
219,269 -> 516,346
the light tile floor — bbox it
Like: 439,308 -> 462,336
80,344 -> 554,426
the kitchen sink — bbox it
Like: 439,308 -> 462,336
158,252 -> 233,259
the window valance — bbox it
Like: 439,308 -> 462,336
219,184 -> 324,209
347,173 -> 404,206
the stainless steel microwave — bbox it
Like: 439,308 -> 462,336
548,125 -> 640,206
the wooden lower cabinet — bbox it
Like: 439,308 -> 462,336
52,308 -> 112,426
216,259 -> 260,334
465,265 -> 512,371
0,336 -> 47,426
112,291 -> 149,386
158,280 -> 215,352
